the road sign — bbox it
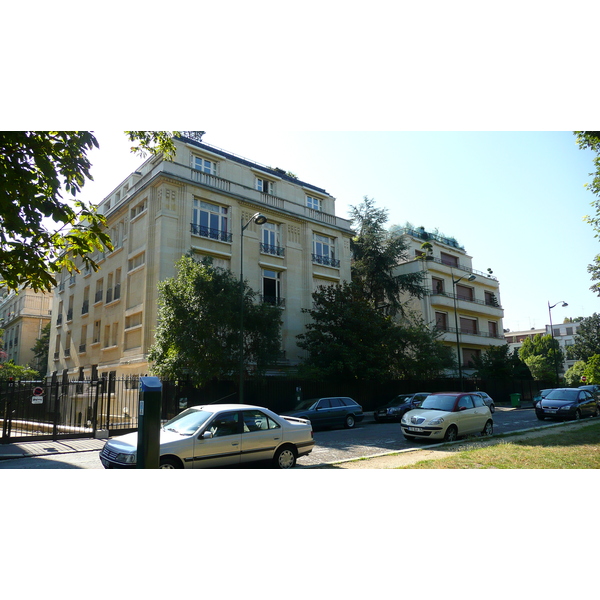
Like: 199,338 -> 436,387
31,396 -> 43,404
33,386 -> 44,396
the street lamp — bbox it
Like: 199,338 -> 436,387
239,212 -> 268,403
452,271 -> 476,390
548,300 -> 568,386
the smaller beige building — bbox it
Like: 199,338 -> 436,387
394,226 -> 505,376
0,287 -> 52,373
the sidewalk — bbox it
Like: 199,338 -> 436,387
0,438 -> 106,461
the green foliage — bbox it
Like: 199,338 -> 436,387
0,360 -> 40,380
566,313 -> 600,361
31,322 -> 51,374
125,131 -> 181,159
471,344 -> 531,380
350,197 -> 426,315
0,131 -> 180,292
564,360 -> 586,386
574,131 -> 600,295
519,334 -> 563,381
148,255 -> 282,385
296,282 -> 454,381
583,354 -> 600,384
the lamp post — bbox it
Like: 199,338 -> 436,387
548,300 -> 568,386
239,212 -> 268,403
451,271 -> 476,390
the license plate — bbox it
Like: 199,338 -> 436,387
544,409 -> 556,414
408,427 -> 424,432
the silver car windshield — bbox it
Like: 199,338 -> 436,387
420,395 -> 456,412
163,408 -> 213,435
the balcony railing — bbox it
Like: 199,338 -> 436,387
429,290 -> 503,309
94,290 -> 103,303
260,243 -> 285,257
260,296 -> 286,307
81,300 -> 89,315
426,256 -> 498,281
435,325 -> 505,340
312,254 -> 340,268
190,223 -> 233,243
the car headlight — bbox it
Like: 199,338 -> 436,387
429,417 -> 445,425
116,452 -> 137,464
559,405 -> 574,411
389,407 -> 400,414
401,414 -> 409,424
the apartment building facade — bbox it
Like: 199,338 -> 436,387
0,287 -> 52,372
394,226 -> 505,375
47,136 -> 353,379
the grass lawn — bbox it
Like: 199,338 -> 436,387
400,420 -> 600,469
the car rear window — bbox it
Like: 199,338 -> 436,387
340,398 -> 358,407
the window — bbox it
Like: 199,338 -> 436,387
435,312 -> 448,331
456,284 -> 474,301
82,287 -> 90,315
313,234 -> 339,267
191,199 -> 231,242
457,396 -> 475,410
193,156 -> 217,175
262,269 -> 283,306
130,199 -> 147,219
306,195 -> 321,211
93,320 -> 101,344
485,291 -> 498,306
95,279 -> 104,303
432,277 -> 445,294
256,177 -> 274,195
80,325 -> 87,353
209,412 -> 239,438
440,252 -> 458,267
488,321 -> 498,337
125,313 -> 142,329
566,327 -> 573,336
261,222 -> 284,256
462,348 -> 481,367
111,323 -> 119,347
242,410 -> 281,432
460,317 -> 478,335
128,252 -> 145,272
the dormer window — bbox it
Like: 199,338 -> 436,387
193,156 -> 217,175
306,195 -> 322,211
256,177 -> 274,195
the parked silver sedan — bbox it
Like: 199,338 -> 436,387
100,404 -> 314,469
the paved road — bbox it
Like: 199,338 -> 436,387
0,407 -> 552,469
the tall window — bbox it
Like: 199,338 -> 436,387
312,234 -> 339,267
440,252 -> 458,267
306,195 -> 322,211
435,312 -> 448,331
488,321 -> 498,338
192,199 -> 231,242
455,284 -> 474,301
193,156 -> 217,175
262,269 -> 283,306
261,222 -> 284,257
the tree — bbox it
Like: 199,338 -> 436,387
296,283 -> 454,381
583,354 -> 600,384
0,131 -> 180,292
566,313 -> 600,361
564,360 -> 586,386
148,255 -> 282,385
470,344 -> 531,380
574,131 -> 600,295
0,360 -> 40,380
31,322 -> 51,375
519,334 -> 564,381
349,196 -> 426,315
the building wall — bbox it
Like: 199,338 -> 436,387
0,288 -> 52,371
47,137 -> 353,379
394,227 -> 505,375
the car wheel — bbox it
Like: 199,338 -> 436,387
159,456 -> 182,469
274,446 -> 297,469
574,410 -> 581,421
444,425 -> 458,442
593,407 -> 599,418
482,420 -> 493,436
344,414 -> 356,429
489,403 -> 495,414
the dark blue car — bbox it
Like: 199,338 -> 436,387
535,388 -> 599,421
284,397 -> 364,430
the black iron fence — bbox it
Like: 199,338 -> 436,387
1,374 -> 551,444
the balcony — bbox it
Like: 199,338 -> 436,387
260,243 -> 285,257
312,254 -> 340,268
429,290 -> 503,313
190,223 -> 233,243
260,296 -> 286,307
435,325 -> 505,341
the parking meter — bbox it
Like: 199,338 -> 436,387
137,376 -> 162,469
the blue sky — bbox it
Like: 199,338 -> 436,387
85,131 -> 598,333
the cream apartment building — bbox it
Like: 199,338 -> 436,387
47,136 -> 353,379
394,226 -> 505,375
0,287 -> 52,372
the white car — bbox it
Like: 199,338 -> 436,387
100,404 -> 314,469
401,392 -> 493,442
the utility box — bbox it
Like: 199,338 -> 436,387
510,393 -> 521,408
137,376 -> 162,469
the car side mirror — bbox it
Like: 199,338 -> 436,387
202,431 -> 213,439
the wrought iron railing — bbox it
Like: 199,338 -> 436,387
260,243 -> 285,257
312,254 -> 340,268
190,223 -> 233,243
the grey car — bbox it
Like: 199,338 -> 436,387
285,397 -> 364,430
